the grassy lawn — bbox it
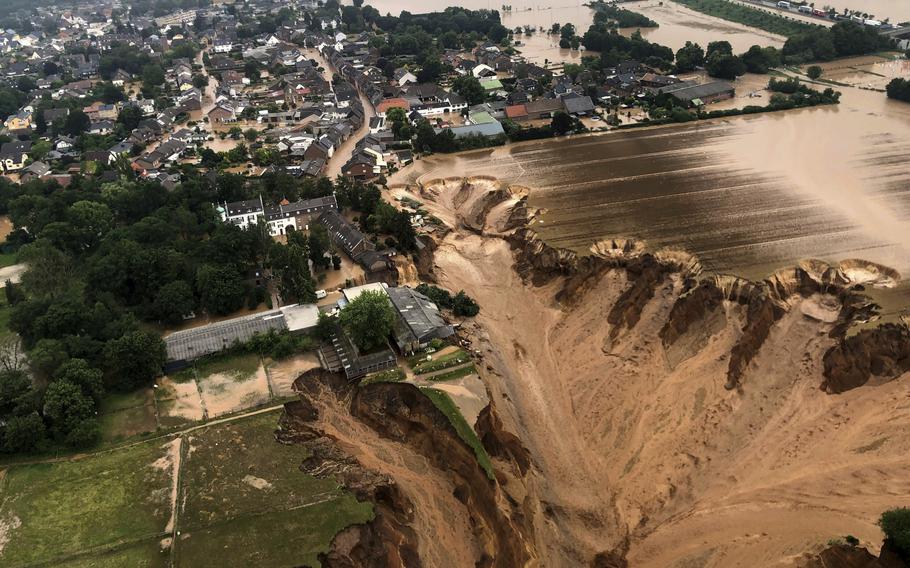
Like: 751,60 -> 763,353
57,541 -> 169,568
176,410 -> 373,565
1,411 -> 374,568
420,387 -> 494,480
361,367 -> 406,385
188,352 -> 262,382
0,441 -> 174,566
176,500 -> 371,568
97,389 -> 159,444
427,364 -> 477,382
0,252 -> 17,269
411,349 -> 471,375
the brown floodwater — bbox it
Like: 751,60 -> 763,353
363,0 -> 785,64
817,0 -> 910,23
617,1 -> 785,52
392,65 -> 910,318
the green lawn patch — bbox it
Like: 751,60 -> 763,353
97,390 -> 159,444
176,410 -> 372,565
0,252 -> 17,269
175,499 -> 372,568
670,0 -> 814,37
427,364 -> 478,382
0,440 -> 174,566
57,541 -> 169,568
361,367 -> 406,385
419,387 -> 494,480
188,352 -> 262,382
412,349 -> 471,375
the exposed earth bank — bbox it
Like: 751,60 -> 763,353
283,177 -> 910,567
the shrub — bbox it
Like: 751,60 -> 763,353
881,509 -> 910,559
807,65 -> 823,79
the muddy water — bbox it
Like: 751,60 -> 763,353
618,0 -> 785,52
362,0 -> 784,65
393,75 -> 910,319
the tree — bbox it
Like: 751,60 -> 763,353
2,413 -> 46,454
43,380 -> 96,444
675,41 -> 704,73
141,64 -> 165,87
307,224 -> 331,269
706,40 -> 733,59
551,111 -> 572,135
451,75 -> 486,105
54,358 -> 104,403
153,280 -> 196,325
339,290 -> 395,352
452,290 -> 480,317
880,508 -> 910,560
103,330 -> 165,390
117,105 -> 143,131
706,52 -> 746,80
28,338 -> 69,378
195,264 -> 245,315
63,109 -> 91,137
886,78 -> 910,102
806,65 -> 823,79
741,45 -> 781,74
243,128 -> 258,142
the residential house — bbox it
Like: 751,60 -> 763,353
0,141 -> 31,172
4,111 -> 32,131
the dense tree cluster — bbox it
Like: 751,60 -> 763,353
782,21 -> 893,63
334,177 -> 418,252
415,284 -> 480,317
886,78 -> 910,102
880,508 -> 910,560
591,2 -> 658,28
581,28 -> 674,70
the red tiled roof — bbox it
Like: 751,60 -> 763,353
505,104 -> 528,118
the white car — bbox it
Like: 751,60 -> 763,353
315,290 -> 327,299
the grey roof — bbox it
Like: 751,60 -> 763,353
660,81 -> 734,102
264,194 -> 337,221
446,121 -> 505,139
318,209 -> 367,255
562,95 -> 595,115
329,324 -> 396,380
164,304 -> 319,363
164,309 -> 288,363
387,287 -> 454,347
225,198 -> 263,217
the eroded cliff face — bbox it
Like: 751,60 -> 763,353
297,176 -> 910,568
278,370 -> 534,568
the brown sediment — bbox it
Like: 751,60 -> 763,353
289,174 -> 910,567
389,175 -> 910,567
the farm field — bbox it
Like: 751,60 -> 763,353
0,409 -> 372,567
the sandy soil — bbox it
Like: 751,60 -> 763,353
157,378 -> 205,425
199,367 -> 270,418
393,176 -> 910,566
0,216 -> 13,243
414,374 -> 489,427
266,353 -> 321,398
151,438 -> 182,534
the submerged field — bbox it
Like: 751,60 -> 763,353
0,410 -> 372,568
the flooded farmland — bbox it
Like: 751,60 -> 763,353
392,69 -> 910,294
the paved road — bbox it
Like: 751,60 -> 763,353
726,0 -> 835,27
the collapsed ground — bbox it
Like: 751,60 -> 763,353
333,176 -> 910,567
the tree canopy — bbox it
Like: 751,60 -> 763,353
339,290 -> 395,353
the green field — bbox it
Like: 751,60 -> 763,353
173,351 -> 262,383
671,0 -> 814,37
97,389 -> 159,444
420,387 -> 494,480
0,441 -> 174,566
411,348 -> 471,375
0,410 -> 373,568
427,364 -> 478,382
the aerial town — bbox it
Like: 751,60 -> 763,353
0,0 -> 909,566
